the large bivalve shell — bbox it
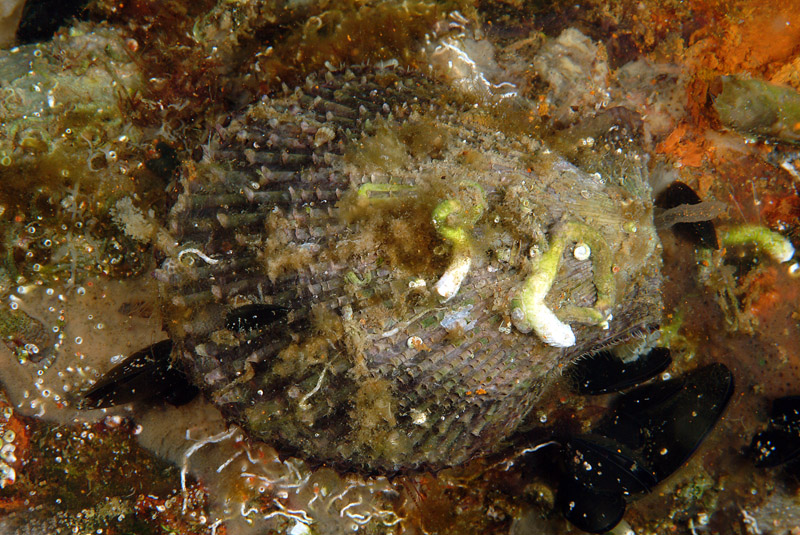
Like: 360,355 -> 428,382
156,66 -> 663,472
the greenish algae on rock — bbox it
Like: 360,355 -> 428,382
715,76 -> 800,144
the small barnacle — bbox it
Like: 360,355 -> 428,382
407,336 -> 422,349
0,443 -> 16,464
406,336 -> 430,351
408,278 -> 426,289
409,409 -> 427,426
313,126 -> 336,147
573,243 -> 591,261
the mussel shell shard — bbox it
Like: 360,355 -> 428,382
569,347 -> 672,395
158,66 -> 663,471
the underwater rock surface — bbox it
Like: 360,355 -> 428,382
155,64 -> 663,471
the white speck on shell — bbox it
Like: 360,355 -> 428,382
573,243 -> 591,261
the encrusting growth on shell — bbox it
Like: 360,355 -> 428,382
156,63 -> 663,472
512,221 -> 616,347
432,181 -> 486,302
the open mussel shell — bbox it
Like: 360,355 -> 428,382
749,396 -> 800,467
80,340 -> 199,409
601,363 -> 734,483
569,347 -> 672,395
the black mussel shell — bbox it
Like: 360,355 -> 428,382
557,475 -> 626,534
145,142 -> 181,181
601,363 -> 734,482
570,347 -> 672,395
655,181 -> 719,249
768,395 -> 800,433
748,396 -> 800,467
599,378 -> 686,449
225,303 -> 290,333
80,340 -> 199,409
750,429 -> 800,468
557,435 -> 656,533
562,435 -> 657,495
597,376 -> 687,450
556,364 -> 733,532
17,0 -> 91,45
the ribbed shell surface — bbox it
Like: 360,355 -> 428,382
156,66 -> 663,472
